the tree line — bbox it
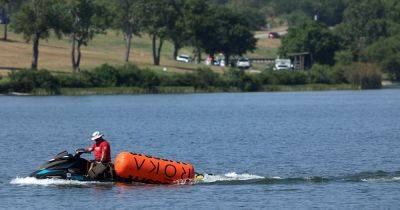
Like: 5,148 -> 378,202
1,0 -> 260,71
277,0 -> 400,81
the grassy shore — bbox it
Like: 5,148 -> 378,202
22,84 -> 356,96
0,30 -> 280,74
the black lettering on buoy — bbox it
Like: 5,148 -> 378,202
149,160 -> 160,174
164,164 -> 177,178
181,167 -> 187,179
134,157 -> 146,171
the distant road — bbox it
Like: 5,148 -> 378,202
255,34 -> 268,39
255,26 -> 288,39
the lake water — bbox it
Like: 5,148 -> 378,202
1,90 -> 400,209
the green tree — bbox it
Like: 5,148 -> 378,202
69,0 -> 111,72
12,0 -> 72,69
142,0 -> 175,65
186,4 -> 257,65
212,7 -> 257,65
280,21 -> 341,65
384,0 -> 400,36
336,0 -> 388,57
226,2 -> 267,30
184,0 -> 211,63
362,36 -> 400,80
113,0 -> 144,63
166,0 -> 189,60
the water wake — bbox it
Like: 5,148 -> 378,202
10,177 -> 112,187
10,171 -> 400,187
201,172 -> 265,183
197,171 -> 400,185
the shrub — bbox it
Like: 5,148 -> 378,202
159,72 -> 194,87
85,64 -> 119,87
139,68 -> 160,89
116,64 -> 142,87
241,74 -> 263,91
9,70 -> 60,93
223,68 -> 245,88
345,62 -> 382,89
329,65 -> 348,84
260,70 -> 279,85
275,70 -> 308,85
223,68 -> 262,91
0,82 -> 12,93
309,64 -> 333,84
58,74 -> 92,88
334,50 -> 353,65
193,68 -> 220,90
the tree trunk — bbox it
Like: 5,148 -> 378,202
31,34 -> 40,70
152,34 -> 164,66
2,4 -> 8,41
76,42 -> 82,71
173,42 -> 180,60
157,38 -> 164,65
195,47 -> 202,64
152,34 -> 157,65
125,32 -> 132,63
225,53 -> 230,67
71,35 -> 77,72
71,35 -> 83,72
3,23 -> 7,41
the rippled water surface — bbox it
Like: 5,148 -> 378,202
1,90 -> 400,209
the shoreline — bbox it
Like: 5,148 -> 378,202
0,84 -> 360,96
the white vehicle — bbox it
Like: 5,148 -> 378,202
176,54 -> 192,63
274,59 -> 292,70
236,57 -> 251,69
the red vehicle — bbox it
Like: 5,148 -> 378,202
268,32 -> 280,39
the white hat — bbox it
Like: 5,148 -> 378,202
91,131 -> 103,141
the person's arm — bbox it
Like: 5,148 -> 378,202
100,148 -> 106,162
100,144 -> 110,162
85,146 -> 93,153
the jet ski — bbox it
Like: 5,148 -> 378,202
30,149 -> 205,183
30,149 -> 115,181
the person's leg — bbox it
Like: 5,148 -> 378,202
88,162 -> 107,179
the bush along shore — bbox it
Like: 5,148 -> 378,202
0,63 -> 382,96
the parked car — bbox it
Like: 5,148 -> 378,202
274,59 -> 292,70
236,57 -> 251,69
176,54 -> 192,63
268,32 -> 280,39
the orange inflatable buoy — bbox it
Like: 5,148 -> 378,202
114,151 -> 195,184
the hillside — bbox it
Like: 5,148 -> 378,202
0,29 -> 280,75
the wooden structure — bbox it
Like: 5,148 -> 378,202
288,52 -> 311,71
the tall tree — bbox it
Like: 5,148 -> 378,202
69,0 -> 111,72
280,21 -> 341,65
184,0 -> 211,63
113,0 -> 144,63
143,0 -> 175,65
337,0 -> 388,57
12,0 -> 72,69
362,35 -> 400,80
196,6 -> 257,65
166,0 -> 189,60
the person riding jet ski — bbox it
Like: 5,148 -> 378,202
85,131 -> 112,179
